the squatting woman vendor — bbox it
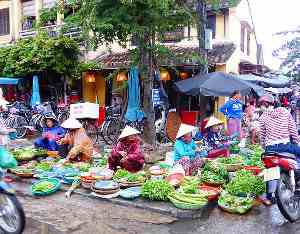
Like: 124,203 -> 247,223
174,124 -> 204,176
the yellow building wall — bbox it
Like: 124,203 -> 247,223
82,72 -> 106,106
215,14 -> 225,39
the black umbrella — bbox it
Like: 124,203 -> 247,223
174,72 -> 260,97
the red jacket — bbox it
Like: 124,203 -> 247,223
109,137 -> 145,173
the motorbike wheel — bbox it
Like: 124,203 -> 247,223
275,172 -> 300,222
0,193 -> 25,234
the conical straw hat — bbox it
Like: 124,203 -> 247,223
61,118 -> 83,129
176,123 -> 197,139
119,126 -> 141,140
205,116 -> 223,129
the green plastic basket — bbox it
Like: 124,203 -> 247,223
31,178 -> 61,196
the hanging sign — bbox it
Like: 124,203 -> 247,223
152,89 -> 161,107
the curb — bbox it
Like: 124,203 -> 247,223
12,176 -> 213,219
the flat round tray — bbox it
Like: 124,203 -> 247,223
119,187 -> 141,200
93,180 -> 119,191
31,178 -> 61,196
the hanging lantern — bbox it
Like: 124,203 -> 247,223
160,69 -> 171,81
179,71 -> 190,80
117,71 -> 128,82
85,72 -> 96,83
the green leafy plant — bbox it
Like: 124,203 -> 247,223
141,180 -> 174,201
225,170 -> 266,196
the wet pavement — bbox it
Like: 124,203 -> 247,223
7,138 -> 300,233
17,189 -> 300,234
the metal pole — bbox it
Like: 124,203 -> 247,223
64,76 -> 67,105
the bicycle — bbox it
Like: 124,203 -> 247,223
80,118 -> 99,145
99,106 -> 122,145
56,103 -> 70,124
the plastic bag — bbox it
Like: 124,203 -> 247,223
0,147 -> 17,169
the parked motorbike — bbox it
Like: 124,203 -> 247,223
0,170 -> 25,234
262,151 -> 300,222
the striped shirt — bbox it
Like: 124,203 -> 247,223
259,107 -> 300,147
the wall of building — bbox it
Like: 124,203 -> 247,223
215,14 -> 226,39
82,72 -> 106,105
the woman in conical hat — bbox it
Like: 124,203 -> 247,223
59,118 -> 93,162
204,116 -> 230,158
174,124 -> 204,176
108,126 -> 145,173
34,113 -> 65,151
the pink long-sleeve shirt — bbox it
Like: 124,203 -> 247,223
259,107 -> 300,148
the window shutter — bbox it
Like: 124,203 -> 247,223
240,25 -> 245,52
22,0 -> 35,16
247,29 -> 251,56
43,0 -> 56,9
207,15 -> 216,39
0,8 -> 10,36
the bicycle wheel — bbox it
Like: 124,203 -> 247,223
5,115 -> 27,139
99,121 -> 109,144
102,120 -> 113,145
107,118 -> 123,144
57,111 -> 69,124
82,120 -> 98,145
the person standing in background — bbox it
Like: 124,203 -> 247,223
220,90 -> 243,139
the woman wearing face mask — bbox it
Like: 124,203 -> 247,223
174,124 -> 204,176
204,116 -> 230,158
58,118 -> 93,163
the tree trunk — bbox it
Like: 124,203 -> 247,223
196,0 -> 208,74
139,32 -> 156,146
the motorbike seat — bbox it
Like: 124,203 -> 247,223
264,151 -> 296,159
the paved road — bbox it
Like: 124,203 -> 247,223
17,190 -> 300,234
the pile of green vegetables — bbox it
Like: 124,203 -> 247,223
247,144 -> 263,153
35,162 -> 53,171
11,167 -> 33,174
125,172 -> 146,183
229,144 -> 240,154
180,177 -> 200,194
113,169 -> 129,180
218,191 -> 253,214
75,162 -> 90,172
243,145 -> 264,168
11,147 -> 47,161
217,156 -> 244,164
141,180 -> 174,201
32,181 -> 54,193
95,157 -> 108,167
225,169 -> 265,196
113,169 -> 145,183
201,161 -> 228,184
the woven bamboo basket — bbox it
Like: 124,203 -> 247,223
166,111 -> 182,142
91,187 -> 120,195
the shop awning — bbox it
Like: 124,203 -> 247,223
174,72 -> 264,97
239,74 -> 290,88
0,78 -> 20,85
265,87 -> 292,94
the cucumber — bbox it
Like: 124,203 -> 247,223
170,193 -> 207,204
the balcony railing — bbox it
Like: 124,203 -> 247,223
19,24 -> 81,39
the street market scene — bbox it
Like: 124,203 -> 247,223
0,0 -> 299,233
